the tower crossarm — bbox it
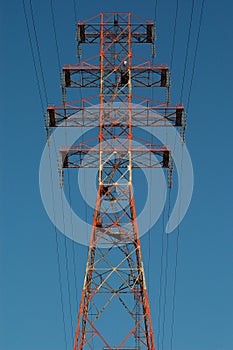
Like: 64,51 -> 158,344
60,145 -> 170,169
47,100 -> 184,127
62,62 -> 169,89
76,12 -> 156,45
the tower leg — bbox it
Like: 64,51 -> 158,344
74,184 -> 155,350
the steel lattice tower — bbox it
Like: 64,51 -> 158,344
47,12 -> 185,350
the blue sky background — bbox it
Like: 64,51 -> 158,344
0,1 -> 233,350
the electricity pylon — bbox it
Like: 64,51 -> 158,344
46,12 -> 185,350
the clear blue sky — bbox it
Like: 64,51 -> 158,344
0,1 -> 233,350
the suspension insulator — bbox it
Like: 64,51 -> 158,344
44,111 -> 49,128
183,111 -> 187,128
57,155 -> 64,187
169,74 -> 172,87
76,44 -> 82,58
180,112 -> 187,143
44,112 -> 52,144
62,87 -> 66,104
152,26 -> 156,41
59,170 -> 64,188
76,26 -> 80,41
168,156 -> 174,188
166,87 -> 170,104
46,127 -> 52,145
151,43 -> 156,58
59,71 -> 64,87
180,128 -> 185,143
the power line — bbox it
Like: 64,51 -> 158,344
73,0 -> 78,25
60,185 -> 75,337
160,233 -> 169,350
68,0 -> 86,306
167,1 -> 195,346
147,0 -> 160,296
180,0 -> 195,102
67,170 -> 79,302
154,0 -> 158,20
26,0 -> 79,342
50,0 -> 62,71
49,0 -> 75,339
48,2 -> 87,337
157,125 -> 170,350
170,0 -> 179,72
48,146 -> 68,350
170,3 -> 206,349
169,145 -> 184,350
151,2 -> 173,347
159,185 -> 172,350
29,0 -> 48,104
156,210 -> 166,350
158,1 -> 197,348
22,0 -> 44,112
187,0 -> 206,112
49,2 -> 81,341
23,2 -> 70,346
156,1 -> 179,346
25,1 -> 205,346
